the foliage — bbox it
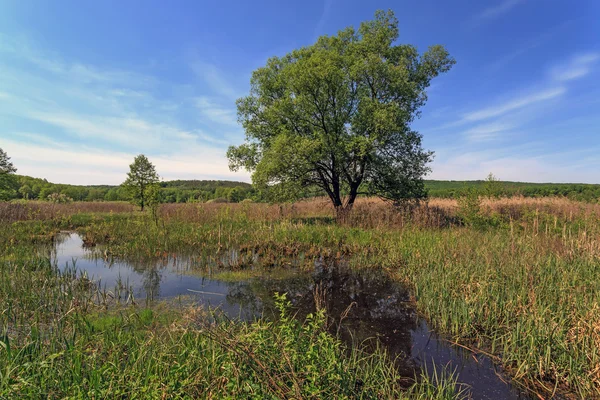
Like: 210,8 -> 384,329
9,174 -> 256,203
47,192 -> 73,204
8,170 -> 600,206
72,201 -> 600,397
121,154 -> 160,211
146,184 -> 161,224
456,187 -> 482,227
426,179 -> 600,202
228,10 -> 455,217
482,173 -> 503,198
0,148 -> 18,201
4,197 -> 600,397
0,239 -> 461,399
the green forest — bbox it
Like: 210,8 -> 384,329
426,180 -> 600,202
7,175 -> 255,203
5,174 -> 600,203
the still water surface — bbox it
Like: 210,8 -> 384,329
51,232 -> 529,399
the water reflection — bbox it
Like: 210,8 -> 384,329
46,232 -> 528,400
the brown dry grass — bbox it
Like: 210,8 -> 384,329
0,201 -> 135,223
3,195 -> 599,230
158,195 -> 600,230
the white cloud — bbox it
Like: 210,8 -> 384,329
0,36 -> 235,153
6,132 -> 70,149
314,0 -> 335,39
191,61 -> 240,100
550,52 -> 600,82
0,33 -> 250,185
195,96 -> 239,127
3,138 -> 250,185
27,112 -> 187,149
474,0 -> 524,22
463,122 -> 514,141
0,35 -> 155,89
462,87 -> 565,122
430,152 -> 599,183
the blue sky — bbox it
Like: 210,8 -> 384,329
0,0 -> 598,184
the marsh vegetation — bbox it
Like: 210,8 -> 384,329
1,8 -> 598,399
2,196 -> 600,398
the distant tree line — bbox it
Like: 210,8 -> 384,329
426,180 -> 600,203
6,174 -> 600,204
7,174 -> 257,203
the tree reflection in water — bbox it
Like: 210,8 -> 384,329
225,259 -> 420,378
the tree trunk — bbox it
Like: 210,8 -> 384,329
335,185 -> 360,224
335,203 -> 353,224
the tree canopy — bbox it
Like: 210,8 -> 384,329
228,10 -> 455,218
122,154 -> 160,211
0,148 -> 18,201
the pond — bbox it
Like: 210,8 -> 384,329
50,232 -> 529,399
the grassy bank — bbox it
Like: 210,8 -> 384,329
2,197 -> 600,398
1,211 -> 460,398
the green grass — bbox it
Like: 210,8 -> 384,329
76,208 -> 600,397
0,216 -> 463,399
2,200 -> 600,398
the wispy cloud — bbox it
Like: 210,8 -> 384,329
550,52 -> 600,82
313,0 -> 335,39
4,132 -> 70,149
2,138 -> 250,185
26,111 -> 196,150
427,47 -> 600,183
465,51 -> 598,124
0,34 -> 155,88
0,33 -> 252,184
459,51 -> 599,124
463,122 -> 514,141
190,61 -> 240,100
195,96 -> 239,127
431,149 -> 600,183
462,87 -> 565,122
487,20 -> 575,73
474,0 -> 525,22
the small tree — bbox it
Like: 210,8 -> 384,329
0,148 -> 18,201
228,10 -> 455,220
146,184 -> 162,225
19,184 -> 33,200
227,187 -> 245,203
456,186 -> 481,227
483,172 -> 502,199
47,193 -> 73,204
122,154 -> 160,211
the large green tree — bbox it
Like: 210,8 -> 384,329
228,10 -> 454,218
122,154 -> 160,211
0,148 -> 18,201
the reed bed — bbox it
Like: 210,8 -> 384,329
0,201 -> 134,223
157,196 -> 600,231
1,217 -> 463,399
2,196 -> 600,398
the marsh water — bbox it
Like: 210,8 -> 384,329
49,232 -> 529,399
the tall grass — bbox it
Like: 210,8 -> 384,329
0,220 -> 463,398
0,254 -> 460,398
2,196 -> 600,397
0,201 -> 134,223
